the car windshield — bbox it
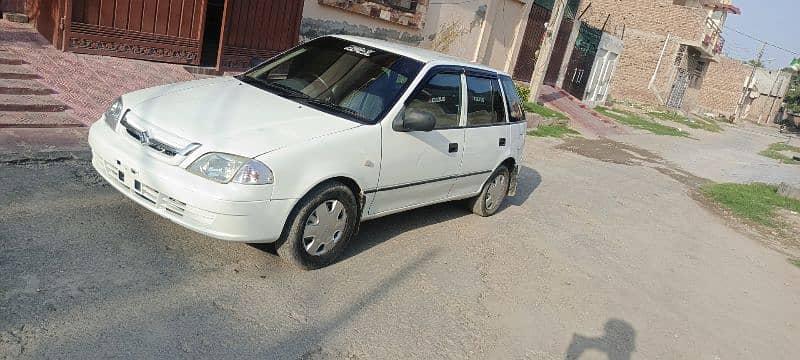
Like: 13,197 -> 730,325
239,37 -> 424,123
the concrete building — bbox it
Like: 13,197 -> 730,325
301,0 -> 531,75
739,68 -> 793,123
9,0 -> 626,109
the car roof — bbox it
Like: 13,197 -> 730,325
330,35 -> 511,77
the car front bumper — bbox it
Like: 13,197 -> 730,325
88,120 -> 293,243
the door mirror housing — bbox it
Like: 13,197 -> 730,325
399,109 -> 436,132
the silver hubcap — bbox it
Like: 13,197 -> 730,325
303,200 -> 348,256
485,173 -> 507,211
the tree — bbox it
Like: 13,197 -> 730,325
747,59 -> 765,68
785,70 -> 800,114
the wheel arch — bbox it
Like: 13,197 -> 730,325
499,157 -> 516,171
276,175 -> 366,249
478,157 -> 516,191
289,175 -> 366,219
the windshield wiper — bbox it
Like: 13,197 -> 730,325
237,75 -> 308,99
302,98 -> 369,123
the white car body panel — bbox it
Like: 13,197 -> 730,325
88,35 -> 526,243
122,77 -> 361,160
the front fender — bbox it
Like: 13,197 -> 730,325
256,125 -> 381,202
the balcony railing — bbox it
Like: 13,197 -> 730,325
702,17 -> 725,55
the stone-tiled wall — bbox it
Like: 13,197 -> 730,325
317,0 -> 428,29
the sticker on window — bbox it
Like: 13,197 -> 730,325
344,45 -> 376,57
431,96 -> 446,103
472,96 -> 486,103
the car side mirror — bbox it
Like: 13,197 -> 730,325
400,109 -> 436,132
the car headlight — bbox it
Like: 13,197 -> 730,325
104,97 -> 124,129
187,153 -> 274,185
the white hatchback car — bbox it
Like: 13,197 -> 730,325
89,35 -> 526,269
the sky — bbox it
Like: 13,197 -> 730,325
723,0 -> 799,70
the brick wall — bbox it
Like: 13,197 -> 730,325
579,0 -> 712,107
582,0 -> 706,41
697,56 -> 749,117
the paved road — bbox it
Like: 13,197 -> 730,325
610,120 -> 800,186
2,138 -> 799,359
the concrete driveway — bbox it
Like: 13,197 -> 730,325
1,136 -> 799,359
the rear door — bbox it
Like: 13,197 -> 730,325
498,75 -> 528,162
370,67 -> 466,216
451,69 -> 513,197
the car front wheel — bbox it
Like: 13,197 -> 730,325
467,165 -> 510,217
277,182 -> 358,270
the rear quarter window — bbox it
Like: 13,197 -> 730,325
499,76 -> 525,123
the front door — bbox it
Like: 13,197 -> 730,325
370,69 -> 466,216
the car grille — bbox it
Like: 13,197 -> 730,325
119,112 -> 199,157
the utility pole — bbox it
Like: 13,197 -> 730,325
736,42 -> 766,121
528,0 -> 567,102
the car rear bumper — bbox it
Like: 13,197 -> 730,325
88,120 -> 293,243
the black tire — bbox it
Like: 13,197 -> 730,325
467,166 -> 510,217
276,182 -> 358,270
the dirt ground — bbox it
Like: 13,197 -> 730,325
2,129 -> 800,359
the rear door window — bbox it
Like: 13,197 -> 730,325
466,76 -> 506,126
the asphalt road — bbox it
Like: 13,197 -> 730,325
2,137 -> 799,359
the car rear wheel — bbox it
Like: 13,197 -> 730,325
467,166 -> 510,217
277,182 -> 358,270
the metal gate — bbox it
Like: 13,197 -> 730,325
562,22 -> 601,99
667,69 -> 690,108
217,0 -> 304,71
544,17 -> 573,85
63,0 -> 207,65
512,3 -> 551,82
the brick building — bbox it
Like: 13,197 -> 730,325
578,0 -> 740,112
696,56 -> 749,118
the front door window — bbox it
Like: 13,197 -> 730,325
404,72 -> 462,129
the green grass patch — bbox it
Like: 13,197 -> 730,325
759,142 -> 800,165
525,102 -> 569,120
596,107 -> 689,137
527,124 -> 580,138
647,111 -> 723,132
701,183 -> 800,227
791,259 -> 800,269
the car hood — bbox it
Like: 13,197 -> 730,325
122,77 -> 362,158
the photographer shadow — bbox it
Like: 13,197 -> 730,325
565,319 -> 636,360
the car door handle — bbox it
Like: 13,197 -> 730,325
448,143 -> 459,153
499,138 -> 506,146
